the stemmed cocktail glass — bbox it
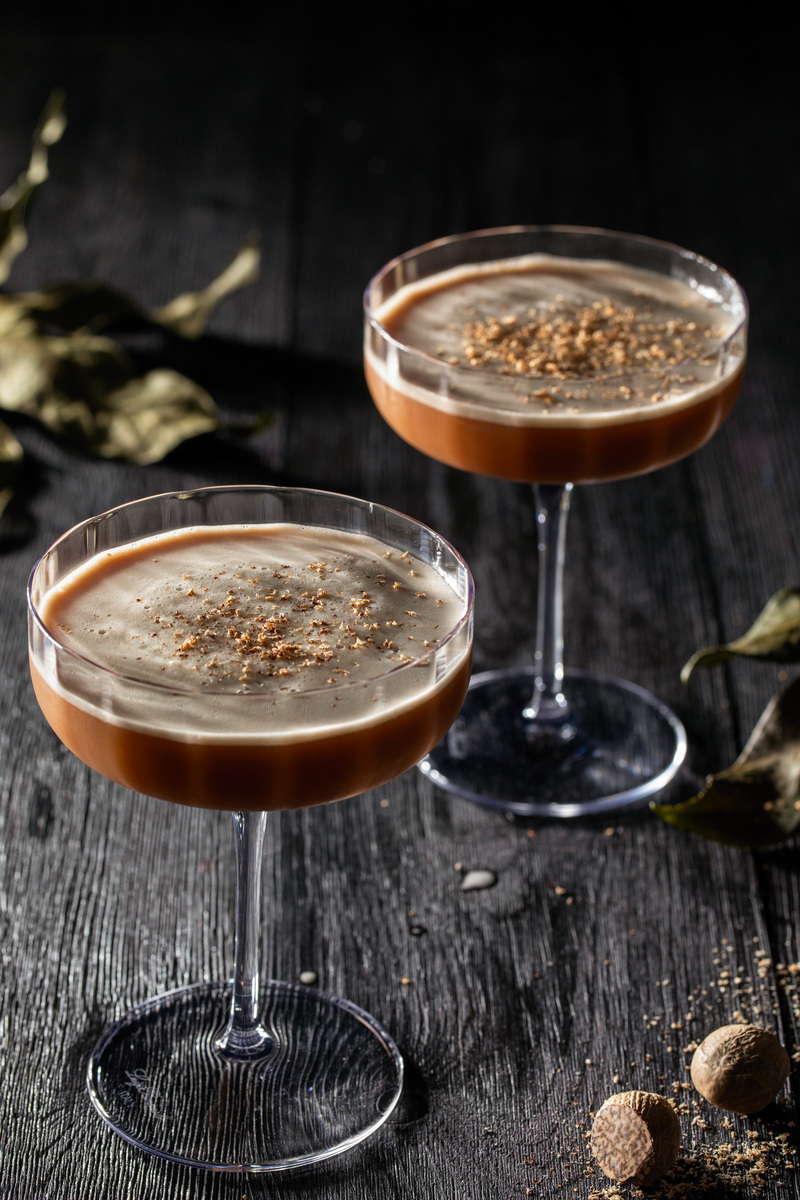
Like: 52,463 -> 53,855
27,485 -> 473,1170
364,227 -> 747,816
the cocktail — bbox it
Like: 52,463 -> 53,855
364,226 -> 747,816
27,485 -> 473,1170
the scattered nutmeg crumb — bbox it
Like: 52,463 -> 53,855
591,1091 -> 680,1187
690,1023 -> 790,1114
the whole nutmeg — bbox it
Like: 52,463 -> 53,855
690,1024 -> 790,1114
591,1091 -> 680,1186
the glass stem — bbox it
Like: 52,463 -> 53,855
217,810 -> 273,1059
524,483 -> 573,723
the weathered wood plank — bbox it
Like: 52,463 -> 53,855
0,19 -> 797,1200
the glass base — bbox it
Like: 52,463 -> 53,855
420,667 -> 686,817
87,980 -> 403,1172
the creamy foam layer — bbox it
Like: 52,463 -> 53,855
369,254 -> 745,425
38,525 -> 469,742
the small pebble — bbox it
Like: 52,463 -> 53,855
299,970 -> 318,985
460,869 -> 496,891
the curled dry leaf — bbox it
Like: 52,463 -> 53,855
652,676 -> 800,847
9,281 -> 149,335
0,415 -> 23,518
153,234 -> 261,339
0,90 -> 66,286
0,93 -> 264,515
88,371 -> 219,464
9,233 -> 260,340
0,248 -> 262,466
0,328 -> 217,462
681,587 -> 800,683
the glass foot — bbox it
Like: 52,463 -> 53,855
420,667 -> 686,817
88,980 -> 403,1171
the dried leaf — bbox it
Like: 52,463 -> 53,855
11,281 -> 147,334
652,676 -> 800,847
0,416 -> 23,517
0,95 -> 264,516
0,330 -> 217,461
10,234 -> 262,340
0,91 -> 66,285
153,233 -> 261,338
12,234 -> 261,337
0,328 -> 132,411
89,370 -> 218,464
681,587 -> 800,683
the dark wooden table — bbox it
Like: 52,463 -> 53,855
1,19 -> 798,1199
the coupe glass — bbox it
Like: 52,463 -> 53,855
27,485 -> 473,1171
364,227 -> 747,816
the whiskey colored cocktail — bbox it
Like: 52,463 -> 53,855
31,523 -> 471,811
27,486 -> 473,1170
366,246 -> 745,485
364,227 -> 747,816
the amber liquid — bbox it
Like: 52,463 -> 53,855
366,253 -> 745,484
31,524 -> 471,812
365,358 -> 743,485
30,654 -> 471,811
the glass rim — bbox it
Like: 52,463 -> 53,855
27,484 -> 474,701
363,224 -> 749,379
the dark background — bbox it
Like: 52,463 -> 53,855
0,17 -> 798,1200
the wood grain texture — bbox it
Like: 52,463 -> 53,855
0,17 -> 798,1200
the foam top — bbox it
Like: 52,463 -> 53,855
369,254 -> 745,425
35,524 -> 469,741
